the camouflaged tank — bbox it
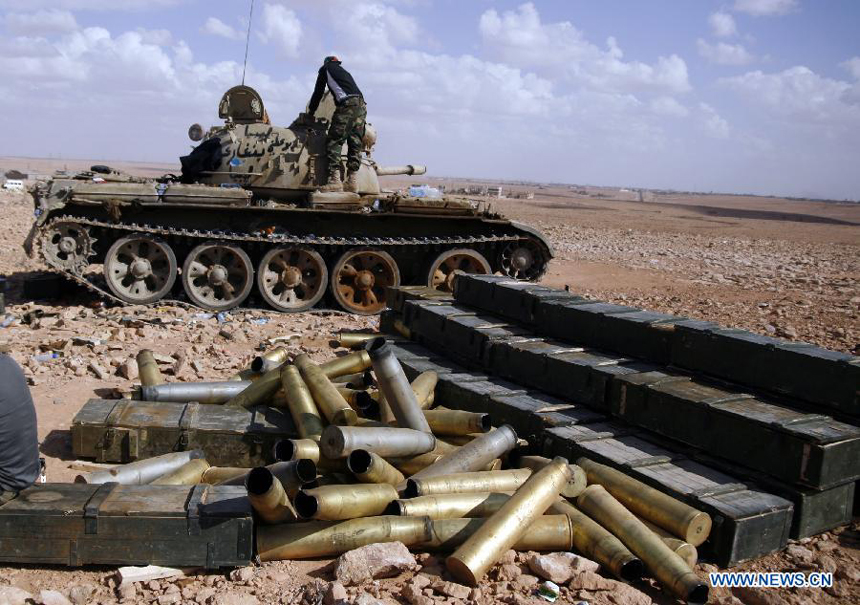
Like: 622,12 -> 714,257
24,86 -> 552,315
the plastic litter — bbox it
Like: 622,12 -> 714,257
408,185 -> 443,198
537,580 -> 560,602
0,315 -> 14,328
216,312 -> 230,324
33,352 -> 60,362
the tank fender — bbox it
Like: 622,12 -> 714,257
509,221 -> 554,258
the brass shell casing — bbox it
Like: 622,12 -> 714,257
446,456 -> 571,585
347,450 -> 406,486
422,410 -> 490,436
245,466 -> 299,524
409,425 -> 518,482
280,364 -> 325,440
201,466 -> 251,485
151,458 -> 211,485
514,455 -> 587,499
136,349 -> 164,387
319,350 -> 372,379
578,458 -> 712,547
388,491 -> 513,520
256,516 -> 432,561
549,499 -> 643,581
366,338 -> 432,433
295,483 -> 399,521
295,354 -> 358,426
334,331 -> 378,349
224,367 -> 282,409
577,484 -> 708,604
321,425 -> 436,459
405,469 -> 532,498
425,515 -> 572,552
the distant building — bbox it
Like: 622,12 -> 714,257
486,186 -> 503,198
3,179 -> 24,191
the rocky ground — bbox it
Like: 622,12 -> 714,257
0,183 -> 858,604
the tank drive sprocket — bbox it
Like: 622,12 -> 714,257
40,221 -> 95,275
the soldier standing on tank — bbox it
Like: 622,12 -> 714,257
0,349 -> 40,504
303,56 -> 367,193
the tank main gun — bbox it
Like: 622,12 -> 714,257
375,165 -> 427,177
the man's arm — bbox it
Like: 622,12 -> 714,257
306,66 -> 327,116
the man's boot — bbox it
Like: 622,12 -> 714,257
344,170 -> 359,193
320,172 -> 342,192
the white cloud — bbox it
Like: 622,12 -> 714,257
478,3 -> 690,95
709,12 -> 738,37
650,96 -> 689,117
700,103 -> 730,138
258,3 -> 302,58
202,17 -> 243,42
720,66 -> 860,123
136,28 -> 173,46
697,39 -> 755,66
4,9 -> 78,36
842,56 -> 860,80
733,0 -> 798,16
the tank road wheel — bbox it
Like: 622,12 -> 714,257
499,238 -> 548,281
257,247 -> 328,313
331,249 -> 400,315
104,235 -> 177,304
182,243 -> 254,311
426,248 -> 491,292
42,221 -> 94,274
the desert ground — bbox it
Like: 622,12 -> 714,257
0,157 -> 857,605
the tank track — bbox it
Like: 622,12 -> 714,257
37,215 -> 549,310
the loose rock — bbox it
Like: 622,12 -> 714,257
527,552 -> 600,584
334,542 -> 417,585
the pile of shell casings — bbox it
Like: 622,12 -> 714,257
103,332 -> 712,602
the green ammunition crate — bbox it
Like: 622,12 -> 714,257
672,323 -> 860,420
450,274 -> 519,310
590,310 -> 683,364
487,391 -> 607,443
433,374 -> 526,416
534,300 -> 641,347
72,398 -> 297,465
0,483 -> 253,568
542,350 -> 657,410
490,339 -> 583,386
440,314 -> 532,366
544,424 -> 794,567
386,285 -> 454,313
609,373 -> 860,489
402,300 -> 472,340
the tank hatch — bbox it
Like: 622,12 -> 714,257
218,85 -> 268,124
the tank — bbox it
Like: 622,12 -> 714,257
23,85 -> 552,314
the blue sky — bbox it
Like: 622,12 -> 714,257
0,0 -> 858,200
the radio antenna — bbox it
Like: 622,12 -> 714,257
241,0 -> 255,85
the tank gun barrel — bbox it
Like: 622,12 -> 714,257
375,165 -> 427,176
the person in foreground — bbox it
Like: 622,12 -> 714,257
0,349 -> 40,504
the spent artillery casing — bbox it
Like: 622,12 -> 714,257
375,372 -> 436,421
201,466 -> 251,484
229,347 -> 288,381
347,450 -> 405,486
280,364 -> 325,440
387,492 -> 513,519
331,370 -> 374,389
295,354 -> 358,426
577,458 -> 712,547
274,438 -> 321,464
320,350 -> 372,378
321,425 -> 436,459
295,483 -> 399,520
422,410 -> 490,436
513,454 -> 587,499
336,386 -> 364,409
140,381 -> 251,404
389,450 -> 445,476
257,516 -> 432,561
412,371 -> 437,410
366,338 -> 432,433
77,450 -> 205,485
577,485 -> 708,604
425,515 -> 573,552
136,349 -> 164,387
245,466 -> 299,524
446,456 -> 571,585
405,469 -> 532,498
224,367 -> 282,409
409,424 -> 518,482
151,458 -> 211,485
335,331 -> 378,349
250,346 -> 289,373
221,460 -> 317,498
549,499 -> 643,581
638,516 -> 699,568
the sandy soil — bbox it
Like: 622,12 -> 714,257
0,160 -> 857,604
